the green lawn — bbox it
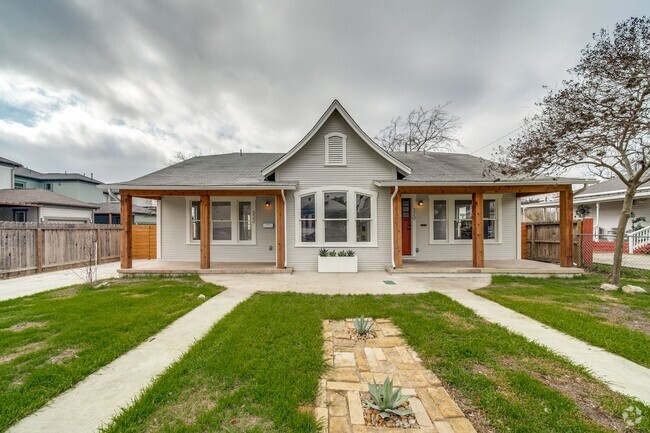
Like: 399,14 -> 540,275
0,276 -> 223,431
104,292 -> 649,433
474,274 -> 650,368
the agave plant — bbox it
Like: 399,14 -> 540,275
345,249 -> 355,257
365,377 -> 413,419
352,315 -> 373,335
337,250 -> 347,257
318,248 -> 329,257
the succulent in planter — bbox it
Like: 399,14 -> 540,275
365,377 -> 414,419
345,250 -> 355,257
318,248 -> 329,257
337,250 -> 347,257
328,250 -> 337,257
352,315 -> 373,335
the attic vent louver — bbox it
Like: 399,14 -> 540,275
325,132 -> 347,166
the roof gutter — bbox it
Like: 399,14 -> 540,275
98,184 -> 297,191
390,186 -> 398,269
374,179 -> 598,187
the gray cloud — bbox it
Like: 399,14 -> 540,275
0,0 -> 647,182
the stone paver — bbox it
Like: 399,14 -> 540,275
316,319 -> 476,433
434,286 -> 650,406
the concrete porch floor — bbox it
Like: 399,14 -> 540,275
118,260 -> 293,275
387,259 -> 584,276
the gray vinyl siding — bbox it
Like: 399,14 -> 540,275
159,196 -> 276,262
413,193 -> 518,261
593,199 -> 650,233
0,165 -> 12,189
275,111 -> 397,271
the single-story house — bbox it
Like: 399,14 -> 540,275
102,100 -> 592,272
0,188 -> 99,223
94,202 -> 156,225
522,177 -> 650,236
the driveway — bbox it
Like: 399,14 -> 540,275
0,262 -> 121,302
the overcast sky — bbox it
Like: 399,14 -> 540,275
0,1 -> 647,183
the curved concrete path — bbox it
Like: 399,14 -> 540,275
9,272 -> 490,433
432,286 -> 650,406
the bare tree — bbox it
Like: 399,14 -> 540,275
375,103 -> 461,152
495,17 -> 650,284
168,150 -> 204,165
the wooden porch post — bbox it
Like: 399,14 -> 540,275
472,192 -> 484,268
276,194 -> 285,269
120,193 -> 133,269
200,194 -> 210,269
559,188 -> 574,267
393,189 -> 403,268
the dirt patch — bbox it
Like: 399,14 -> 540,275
445,376 -> 496,433
500,357 -> 628,432
592,304 -> 650,336
6,321 -> 48,332
47,286 -> 80,299
0,341 -> 47,364
48,348 -> 79,364
442,312 -> 477,331
145,386 -> 219,432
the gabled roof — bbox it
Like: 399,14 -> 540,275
15,167 -> 102,184
103,153 -> 296,190
0,189 -> 99,209
95,202 -> 155,215
261,100 -> 412,177
373,151 -> 594,186
0,156 -> 21,168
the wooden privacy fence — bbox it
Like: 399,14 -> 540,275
133,225 -> 157,259
521,218 -> 594,266
0,222 -> 121,278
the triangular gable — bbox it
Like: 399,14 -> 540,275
262,100 -> 412,177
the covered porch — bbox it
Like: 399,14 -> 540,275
385,183 -> 577,270
119,188 -> 291,273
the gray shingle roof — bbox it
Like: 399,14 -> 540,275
0,189 -> 99,209
15,167 -> 102,184
0,157 -> 21,167
95,202 -> 155,215
115,153 -> 288,187
575,177 -> 650,196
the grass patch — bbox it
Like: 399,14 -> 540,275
104,292 -> 648,433
475,274 -> 650,368
0,275 -> 223,431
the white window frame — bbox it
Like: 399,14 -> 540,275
324,132 -> 347,166
428,194 -> 502,244
294,186 -> 377,247
186,197 -> 256,245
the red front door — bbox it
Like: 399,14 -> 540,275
402,198 -> 412,256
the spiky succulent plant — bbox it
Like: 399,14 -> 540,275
366,377 -> 413,419
352,316 -> 373,335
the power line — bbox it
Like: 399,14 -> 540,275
471,125 -> 523,155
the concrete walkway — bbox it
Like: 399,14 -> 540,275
433,286 -> 650,406
0,262 -> 121,302
8,287 -> 255,433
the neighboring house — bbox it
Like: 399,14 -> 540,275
522,177 -> 650,235
103,100 -> 590,271
0,157 -> 21,190
94,202 -> 156,225
14,167 -> 105,203
0,189 -> 99,223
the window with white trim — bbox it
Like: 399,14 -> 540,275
325,133 -> 347,165
188,198 -> 256,244
429,196 -> 500,243
300,194 -> 316,242
356,193 -> 372,242
190,201 -> 200,241
324,191 -> 347,242
431,199 -> 447,241
238,201 -> 253,241
295,187 -> 377,246
212,202 -> 232,241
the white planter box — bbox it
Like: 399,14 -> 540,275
318,256 -> 358,273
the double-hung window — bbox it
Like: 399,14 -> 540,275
212,202 -> 232,241
189,198 -> 256,244
190,201 -> 201,241
300,194 -> 316,242
356,193 -> 372,242
238,201 -> 253,241
430,196 -> 499,243
324,191 -> 347,242
454,200 -> 473,240
432,200 -> 447,241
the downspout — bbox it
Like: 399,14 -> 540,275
281,189 -> 288,268
390,186 -> 399,269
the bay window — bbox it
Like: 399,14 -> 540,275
295,187 -> 377,246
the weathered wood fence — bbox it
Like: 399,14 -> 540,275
0,222 -> 121,278
521,218 -> 593,266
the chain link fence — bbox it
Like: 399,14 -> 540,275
577,233 -> 650,279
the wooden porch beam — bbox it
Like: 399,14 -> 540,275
393,191 -> 403,268
275,194 -> 285,269
120,193 -> 133,269
397,184 -> 572,195
472,192 -> 484,268
200,194 -> 210,269
120,189 -> 283,198
559,189 -> 574,267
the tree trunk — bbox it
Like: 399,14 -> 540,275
609,185 -> 637,285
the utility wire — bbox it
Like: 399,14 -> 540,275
470,125 -> 523,155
